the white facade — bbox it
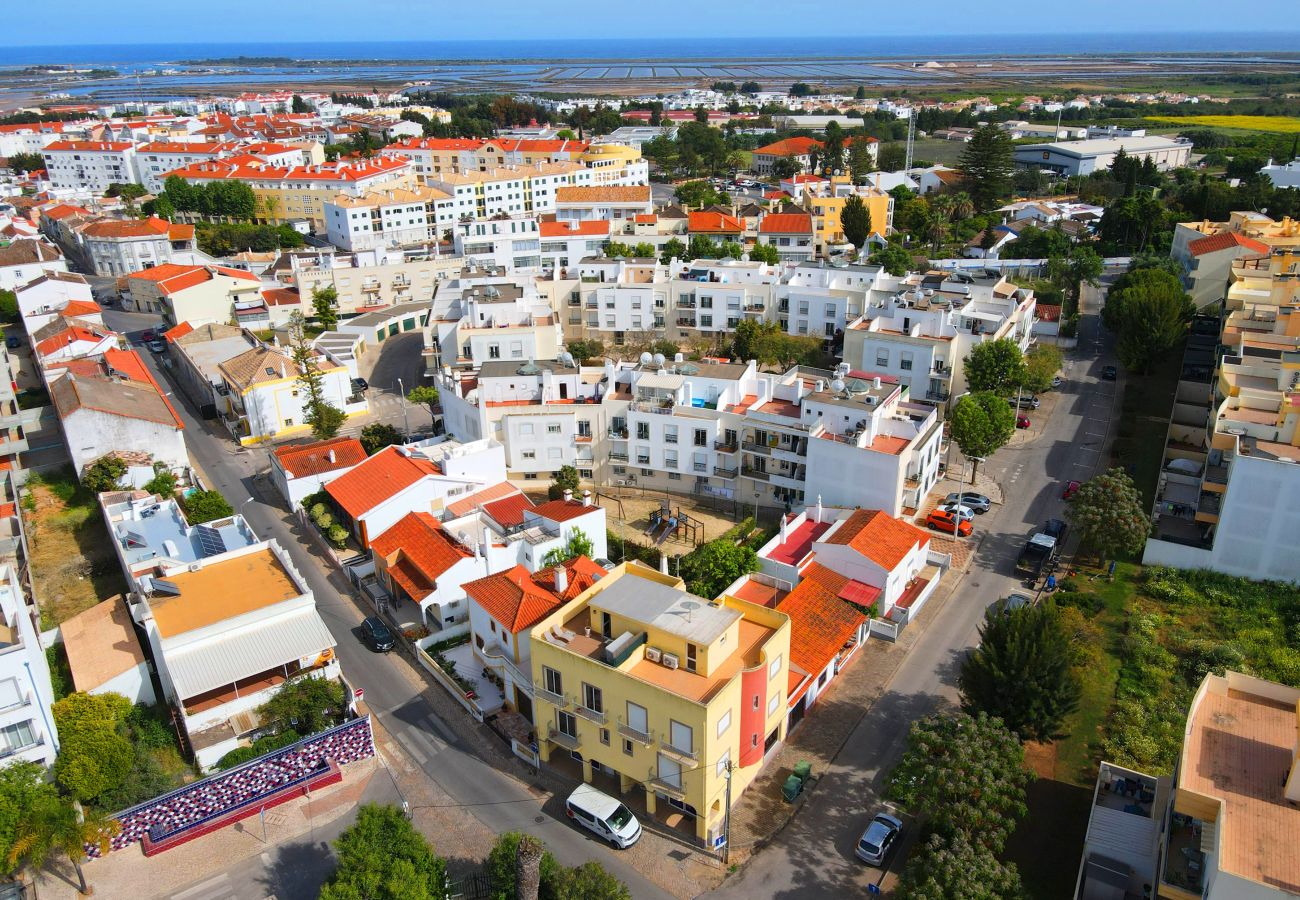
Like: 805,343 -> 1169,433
455,217 -> 542,269
0,241 -> 68,292
15,273 -> 94,331
1014,136 -> 1192,177
41,141 -> 139,193
0,564 -> 59,767
1259,158 -> 1300,190
56,399 -> 187,479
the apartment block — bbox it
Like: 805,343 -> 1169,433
529,563 -> 791,843
425,162 -> 594,222
454,216 -> 543,270
323,186 -> 453,252
41,140 -> 138,193
271,247 -> 458,314
0,562 -> 59,767
1171,213 -> 1300,309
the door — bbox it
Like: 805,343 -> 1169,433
559,383 -> 569,400
657,753 -> 682,789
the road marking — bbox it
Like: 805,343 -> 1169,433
425,714 -> 456,746
395,731 -> 428,765
408,724 -> 446,755
174,874 -> 233,899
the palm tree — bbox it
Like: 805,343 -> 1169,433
8,795 -> 119,896
949,191 -> 976,221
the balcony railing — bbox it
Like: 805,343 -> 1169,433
714,439 -> 738,453
535,684 -> 568,707
713,465 -> 738,479
609,451 -> 629,462
608,428 -> 628,440
741,466 -> 771,481
659,742 -> 697,764
742,440 -> 772,456
575,705 -> 607,725
630,400 -> 674,415
617,722 -> 653,745
547,727 -> 580,751
649,777 -> 687,799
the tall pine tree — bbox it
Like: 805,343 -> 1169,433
957,124 -> 1014,211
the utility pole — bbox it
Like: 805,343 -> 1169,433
904,106 -> 916,174
396,377 -> 410,436
722,760 -> 734,865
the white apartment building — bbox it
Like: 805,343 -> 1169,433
843,272 -> 1037,406
41,141 -> 139,193
431,281 -> 562,367
274,247 -> 460,315
323,186 -> 453,252
539,220 -> 612,272
0,563 -> 59,767
133,141 -> 238,194
454,216 -> 542,270
779,262 -> 897,342
425,162 -> 594,222
554,185 -> 653,226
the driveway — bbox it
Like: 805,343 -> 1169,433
707,288 -> 1121,897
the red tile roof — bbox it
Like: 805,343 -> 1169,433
446,480 -> 524,518
59,299 -> 101,317
530,498 -> 597,524
127,262 -> 255,296
1036,303 -> 1062,323
821,509 -> 929,571
1187,231 -> 1271,257
80,217 -> 172,239
538,220 -> 611,238
754,137 -> 823,157
464,556 -> 605,633
163,322 -> 193,343
688,211 -> 743,234
555,186 -> 651,204
370,512 -> 473,598
325,445 -> 442,519
768,518 -> 832,567
262,287 -> 302,306
759,213 -> 813,235
44,140 -> 133,152
274,437 -> 367,478
483,493 -> 536,529
776,577 -> 866,679
35,326 -> 112,358
385,138 -> 486,151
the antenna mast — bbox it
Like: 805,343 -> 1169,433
904,106 -> 916,173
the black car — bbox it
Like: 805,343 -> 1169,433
361,616 -> 396,652
351,377 -> 369,393
4,336 -> 19,349
1101,365 -> 1118,381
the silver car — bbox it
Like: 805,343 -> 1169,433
940,502 -> 976,522
944,491 -> 991,513
855,812 -> 902,866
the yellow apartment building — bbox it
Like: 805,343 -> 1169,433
806,176 -> 893,254
529,563 -> 791,844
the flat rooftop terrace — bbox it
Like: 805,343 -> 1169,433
151,548 -> 302,638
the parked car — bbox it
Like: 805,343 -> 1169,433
566,785 -> 642,849
147,340 -> 166,354
990,591 -> 1034,617
1016,414 -> 1031,429
1008,395 -> 1040,409
4,336 -> 19,349
944,491 -> 991,513
855,812 -> 903,866
361,616 -> 396,652
939,502 -> 976,522
926,509 -> 972,536
1102,365 -> 1118,381
351,377 -> 369,393
1051,375 -> 1064,389
1062,480 -> 1081,500
141,329 -> 156,342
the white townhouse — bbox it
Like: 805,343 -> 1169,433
41,140 -> 139,193
0,563 -> 59,767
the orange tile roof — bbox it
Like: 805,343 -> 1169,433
370,511 -> 473,598
44,140 -> 133,152
464,556 -> 605,633
41,203 -> 90,220
821,509 -> 929,571
688,211 -> 743,234
633,214 -> 657,224
274,436 -> 367,478
754,136 -> 823,157
127,262 -> 254,296
530,498 -> 596,524
59,299 -> 101,317
759,212 -> 813,234
80,217 -> 174,239
325,445 -> 441,519
798,560 -> 850,594
261,287 -> 301,306
35,326 -> 112,358
385,138 -> 485,151
483,493 -> 536,529
1187,231 -> 1271,257
163,322 -> 193,343
555,185 -> 651,204
446,480 -> 524,518
777,577 -> 866,680
538,219 -> 611,238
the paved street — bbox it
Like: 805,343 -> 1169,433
100,308 -> 679,900
707,284 -> 1120,897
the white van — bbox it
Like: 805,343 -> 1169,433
565,784 -> 642,848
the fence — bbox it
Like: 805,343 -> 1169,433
415,643 -> 486,723
97,716 -> 374,856
868,618 -> 903,642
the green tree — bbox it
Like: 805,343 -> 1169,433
0,763 -> 57,874
485,832 -> 561,900
547,465 -> 581,501
5,152 -> 43,174
80,456 -> 128,493
405,384 -> 441,426
688,234 -> 720,260
551,861 -> 632,900
288,312 -> 346,438
291,94 -> 311,113
8,794 -> 118,895
311,285 -> 339,330
674,179 -> 728,209
1061,245 -> 1103,310
0,289 -> 17,322
142,463 -> 178,497
959,600 -> 1081,742
51,692 -> 135,804
771,156 -> 802,181
605,241 -> 633,259
679,540 -> 758,599
718,240 -> 744,260
542,527 -> 595,568
957,123 -> 1015,210
659,238 -> 687,264
1021,345 -> 1063,394
360,423 -> 404,454
789,82 -> 815,97
820,121 -> 845,175
320,804 -> 447,900
1105,269 -> 1193,373
840,194 -> 872,249
876,142 -> 906,172
162,174 -> 198,212
867,243 -> 916,276
886,712 -> 1031,852
258,675 -> 345,736
740,81 -> 761,94
181,489 -> 234,524
949,392 -> 1016,476
963,339 -> 1026,396
895,832 -> 1023,900
847,138 -> 876,180
749,242 -> 780,265
564,339 -> 605,362
1067,467 -> 1149,561
629,242 -> 656,259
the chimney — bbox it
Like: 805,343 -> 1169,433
780,514 -> 790,544
816,494 -> 823,522
280,362 -> 287,379
659,552 -> 669,575
582,489 -> 593,507
562,489 -> 573,502
553,565 -> 568,595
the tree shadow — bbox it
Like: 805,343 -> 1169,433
256,836 -> 337,900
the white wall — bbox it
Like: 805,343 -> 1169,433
61,407 -> 186,477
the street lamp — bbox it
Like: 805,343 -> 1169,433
396,377 -> 410,437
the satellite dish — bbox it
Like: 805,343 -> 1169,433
830,378 -> 846,392
639,352 -> 653,366
653,353 -> 666,367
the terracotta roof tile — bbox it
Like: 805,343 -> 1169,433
274,437 -> 367,478
759,213 -> 813,234
754,137 -> 823,157
538,220 -> 611,238
371,512 -> 473,598
821,509 -> 929,571
776,578 -> 866,678
1187,231 -> 1271,257
464,556 -> 605,633
529,498 -> 597,524
555,185 -> 651,204
446,481 -> 524,518
688,211 -> 743,234
483,493 -> 536,529
325,445 -> 441,519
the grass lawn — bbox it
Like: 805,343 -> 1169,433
908,136 -> 968,167
23,468 -> 126,627
1109,340 -> 1184,512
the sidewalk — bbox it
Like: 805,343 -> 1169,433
724,541 -> 978,856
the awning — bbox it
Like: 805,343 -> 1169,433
838,580 -> 881,607
165,607 -> 336,700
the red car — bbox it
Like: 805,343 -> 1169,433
1062,480 -> 1081,500
141,329 -> 156,342
1016,414 -> 1031,429
926,509 -> 973,536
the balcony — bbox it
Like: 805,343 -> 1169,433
778,301 -> 789,313
608,428 -> 628,440
713,465 -> 738,479
677,299 -> 697,309
575,704 -> 608,724
547,727 -> 581,751
630,400 -> 675,415
649,777 -> 687,799
585,300 -> 598,309
931,365 -> 951,378
535,684 -> 568,707
741,465 -> 771,481
745,302 -> 766,312
361,280 -> 381,293
659,741 -> 697,764
742,440 -> 772,456
609,451 -> 629,462
617,722 -> 653,745
693,462 -> 708,473
925,390 -> 950,402
568,316 -> 581,325
714,439 -> 738,453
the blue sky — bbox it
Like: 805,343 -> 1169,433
11,0 -> 1300,45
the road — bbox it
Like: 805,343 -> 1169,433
708,283 -> 1120,898
101,308 -> 675,900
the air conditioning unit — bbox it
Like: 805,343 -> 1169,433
644,647 -> 662,663
662,653 -> 680,670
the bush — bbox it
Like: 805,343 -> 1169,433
327,524 -> 349,549
181,489 -> 234,524
309,502 -> 327,520
81,456 -> 128,493
313,511 -> 334,530
215,729 -> 301,770
45,645 -> 72,702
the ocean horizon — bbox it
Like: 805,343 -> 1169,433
5,33 -> 1300,67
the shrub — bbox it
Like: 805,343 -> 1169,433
327,524 -> 349,549
309,502 -> 327,520
314,511 -> 334,530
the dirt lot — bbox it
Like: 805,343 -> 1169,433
23,470 -> 126,627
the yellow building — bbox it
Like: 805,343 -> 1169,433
805,176 -> 893,255
529,563 -> 791,843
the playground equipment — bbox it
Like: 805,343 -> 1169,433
643,500 -> 703,546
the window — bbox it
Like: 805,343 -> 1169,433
522,450 -> 536,460
752,694 -> 760,711
694,429 -> 708,447
547,423 -> 561,434
685,642 -> 698,673
769,654 -> 783,680
824,303 -> 836,318
669,472 -> 681,480
716,710 -> 731,737
900,351 -> 913,371
520,422 -> 535,435
543,666 -> 563,696
600,728 -> 610,746
664,451 -> 678,470
577,420 -> 591,437
488,343 -> 501,359
768,694 -> 780,716
818,669 -> 829,688
556,710 -> 577,739
668,720 -> 693,754
582,683 -> 604,714
700,314 -> 713,327
612,465 -> 626,476
663,425 -> 678,444
623,739 -> 634,756
876,349 -> 889,367
579,468 -> 593,479
637,422 -> 650,440
547,447 -> 562,460
1,720 -> 37,753
626,702 -> 648,734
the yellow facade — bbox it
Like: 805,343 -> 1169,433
528,564 -> 790,843
808,177 -> 893,253
252,174 -> 413,231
